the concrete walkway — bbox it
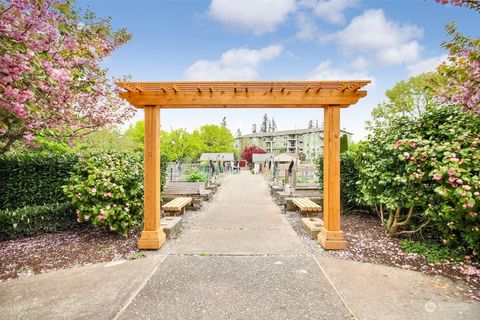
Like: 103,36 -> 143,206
1,171 -> 479,319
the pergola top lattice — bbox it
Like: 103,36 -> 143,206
115,81 -> 370,108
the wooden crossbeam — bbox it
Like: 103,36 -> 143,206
345,83 -> 362,92
337,83 -> 348,92
118,90 -> 367,108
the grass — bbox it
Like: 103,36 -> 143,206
129,252 -> 146,260
399,240 -> 465,264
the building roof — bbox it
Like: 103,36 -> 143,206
239,127 -> 352,138
274,153 -> 298,162
252,153 -> 274,163
199,153 -> 234,161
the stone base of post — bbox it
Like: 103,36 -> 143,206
318,227 -> 347,250
138,229 -> 166,250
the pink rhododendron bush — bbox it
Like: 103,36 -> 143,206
358,105 -> 480,254
64,152 -> 144,236
0,0 -> 134,153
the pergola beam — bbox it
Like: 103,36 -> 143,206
118,91 -> 367,108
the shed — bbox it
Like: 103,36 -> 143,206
199,153 -> 234,161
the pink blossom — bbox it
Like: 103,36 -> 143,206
433,174 -> 442,181
0,0 -> 133,148
456,179 -> 463,185
448,169 -> 456,176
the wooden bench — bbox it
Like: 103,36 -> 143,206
162,197 -> 193,216
292,198 -> 322,217
164,182 -> 213,201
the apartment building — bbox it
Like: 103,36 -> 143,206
237,128 -> 352,162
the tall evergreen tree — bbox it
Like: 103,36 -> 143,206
308,120 -> 314,128
340,134 -> 349,153
251,124 -> 257,133
236,128 -> 242,137
315,119 -> 319,128
271,117 -> 277,132
221,116 -> 227,128
260,113 -> 268,133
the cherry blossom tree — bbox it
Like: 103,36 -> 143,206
434,1 -> 480,114
0,0 -> 134,153
435,0 -> 480,11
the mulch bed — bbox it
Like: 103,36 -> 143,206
323,212 -> 480,301
0,225 -> 140,282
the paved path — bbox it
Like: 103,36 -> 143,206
1,171 -> 479,320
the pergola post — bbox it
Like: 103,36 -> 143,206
318,105 -> 347,249
137,106 -> 166,250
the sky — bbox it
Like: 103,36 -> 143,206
77,0 -> 479,140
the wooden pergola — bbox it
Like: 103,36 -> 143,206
116,81 -> 370,250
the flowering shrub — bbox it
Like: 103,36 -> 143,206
395,117 -> 480,253
64,152 -> 144,236
358,105 -> 480,253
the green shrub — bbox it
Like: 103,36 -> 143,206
0,203 -> 78,241
399,240 -> 465,264
187,171 -> 208,182
160,153 -> 168,192
316,151 -> 360,210
64,152 -> 144,236
0,153 -> 77,210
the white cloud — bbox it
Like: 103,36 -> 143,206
335,9 -> 423,66
295,13 -> 319,41
184,45 -> 283,80
351,56 -> 367,70
312,0 -> 358,24
208,0 -> 296,35
308,60 -> 373,82
407,54 -> 448,76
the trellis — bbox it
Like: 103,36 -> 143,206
116,81 -> 370,250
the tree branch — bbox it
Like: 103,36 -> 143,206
394,220 -> 430,236
396,206 -> 415,227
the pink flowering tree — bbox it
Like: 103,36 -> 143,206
435,0 -> 480,11
434,1 -> 479,114
0,0 -> 134,153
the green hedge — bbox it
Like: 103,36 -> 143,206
0,153 -> 78,210
0,152 -> 168,211
316,151 -> 360,210
0,203 -> 78,241
160,153 -> 168,192
0,151 -> 169,239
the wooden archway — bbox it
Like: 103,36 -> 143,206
116,81 -> 370,250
